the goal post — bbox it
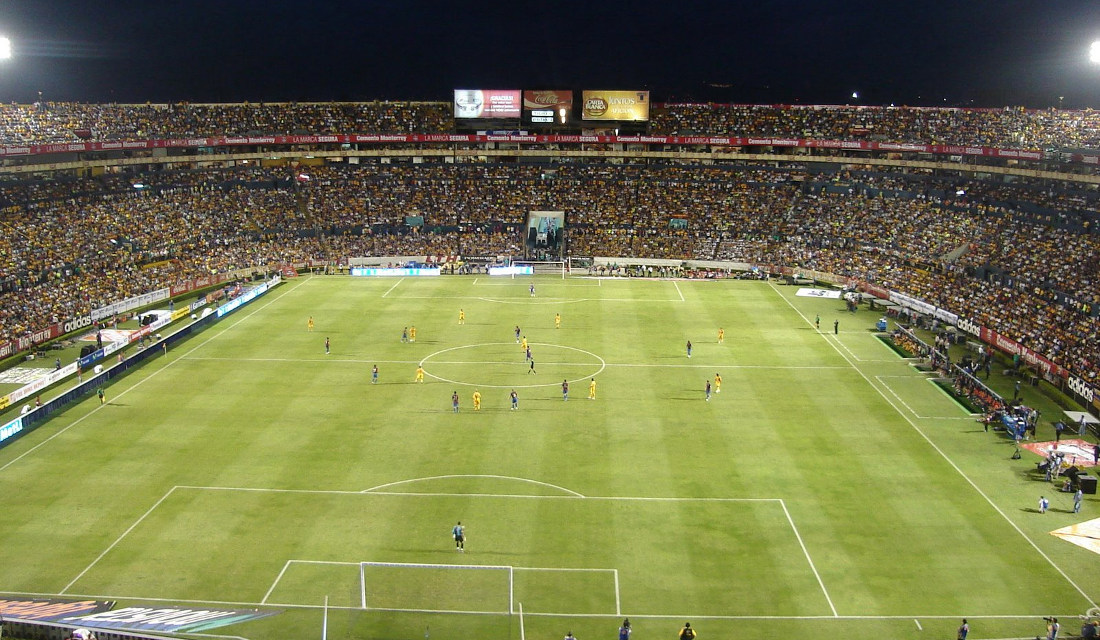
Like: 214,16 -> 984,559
514,261 -> 566,279
567,257 -> 592,275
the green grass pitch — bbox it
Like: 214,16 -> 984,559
0,275 -> 1097,640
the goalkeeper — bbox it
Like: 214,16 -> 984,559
452,522 -> 465,552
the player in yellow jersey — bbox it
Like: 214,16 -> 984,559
588,378 -> 597,400
521,336 -> 528,351
472,389 -> 482,411
715,372 -> 722,393
415,365 -> 425,383
307,316 -> 314,332
717,327 -> 724,343
409,325 -> 417,342
459,309 -> 465,325
555,313 -> 561,329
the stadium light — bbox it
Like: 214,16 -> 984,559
1091,40 -> 1100,65
0,37 -> 12,60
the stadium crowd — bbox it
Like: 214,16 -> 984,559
650,104 -> 1100,150
1,101 -> 1099,151
0,101 -> 452,145
1,161 -> 1098,386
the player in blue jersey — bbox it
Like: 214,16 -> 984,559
452,521 -> 465,552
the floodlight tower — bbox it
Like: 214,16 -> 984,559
0,36 -> 12,60
1091,40 -> 1100,65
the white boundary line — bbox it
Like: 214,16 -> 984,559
362,474 -> 584,497
1,589 -> 1077,620
262,560 -> 293,604
417,342 -> 606,389
392,295 -> 683,304
60,486 -> 179,594
69,483 -> 823,618
768,281 -> 1098,609
673,282 -> 685,302
818,327 -> 899,363
361,560 -> 513,569
873,375 -> 995,420
381,278 -> 405,298
518,601 -> 526,640
924,377 -> 983,417
873,374 -> 927,419
472,280 -> 601,288
0,278 -> 309,475
614,569 -> 621,616
177,484 -> 784,503
278,561 -> 620,617
182,355 -> 851,371
61,482 -> 810,616
779,499 -> 837,616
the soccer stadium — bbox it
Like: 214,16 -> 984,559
0,94 -> 1097,640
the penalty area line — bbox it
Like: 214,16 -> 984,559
381,278 -> 405,298
61,486 -> 180,594
780,499 -> 837,617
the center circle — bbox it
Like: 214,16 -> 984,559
419,342 -> 606,389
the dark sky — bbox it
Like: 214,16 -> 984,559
0,0 -> 1098,107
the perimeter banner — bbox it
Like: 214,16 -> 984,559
0,133 -> 1050,161
980,327 -> 1069,379
58,605 -> 281,633
0,597 -> 115,621
796,288 -> 842,298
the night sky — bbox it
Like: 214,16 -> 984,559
0,0 -> 1098,108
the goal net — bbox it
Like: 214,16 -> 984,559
514,261 -> 566,279
567,257 -> 593,275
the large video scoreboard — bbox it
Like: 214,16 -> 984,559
523,90 -> 573,125
453,89 -> 522,119
453,89 -> 650,124
581,90 -> 650,121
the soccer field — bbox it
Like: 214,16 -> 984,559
0,275 -> 1096,640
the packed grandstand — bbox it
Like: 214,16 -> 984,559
0,101 -> 1097,405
